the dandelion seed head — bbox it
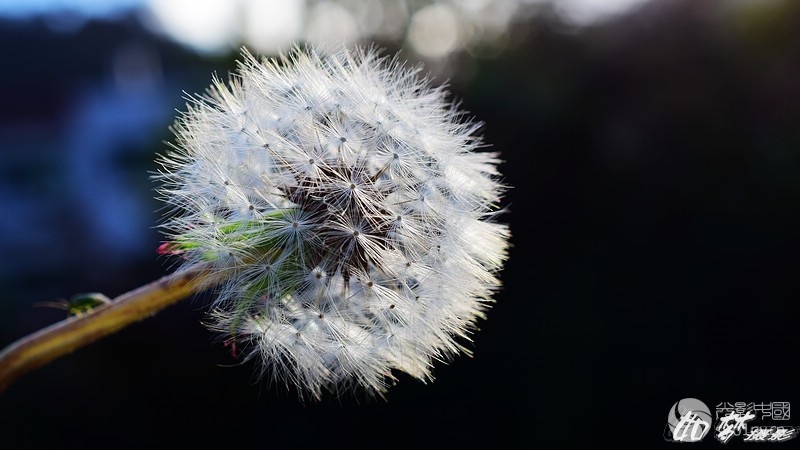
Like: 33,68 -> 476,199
156,45 -> 509,399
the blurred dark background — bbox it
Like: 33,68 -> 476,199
2,0 -> 800,448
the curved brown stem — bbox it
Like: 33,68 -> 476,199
0,263 -> 214,393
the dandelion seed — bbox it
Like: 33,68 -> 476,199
155,45 -> 509,399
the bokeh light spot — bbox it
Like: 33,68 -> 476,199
407,3 -> 461,59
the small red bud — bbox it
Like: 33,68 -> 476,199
223,338 -> 237,358
157,242 -> 182,255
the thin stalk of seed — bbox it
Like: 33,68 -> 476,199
0,262 -> 214,394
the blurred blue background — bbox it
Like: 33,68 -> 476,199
2,0 -> 800,448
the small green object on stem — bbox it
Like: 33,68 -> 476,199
66,293 -> 112,316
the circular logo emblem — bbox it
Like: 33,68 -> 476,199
665,398 -> 712,442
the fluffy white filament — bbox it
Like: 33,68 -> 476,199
156,46 -> 509,399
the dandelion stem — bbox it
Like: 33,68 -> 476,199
0,263 -> 214,394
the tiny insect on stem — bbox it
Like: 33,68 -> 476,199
0,262 -> 216,394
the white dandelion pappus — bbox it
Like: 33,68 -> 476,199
155,45 -> 509,399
